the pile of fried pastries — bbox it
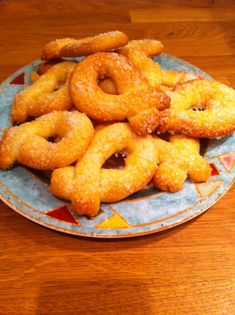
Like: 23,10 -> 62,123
0,31 -> 235,217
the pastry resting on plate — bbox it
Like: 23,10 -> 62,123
0,30 -> 234,217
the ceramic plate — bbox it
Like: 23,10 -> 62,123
0,54 -> 234,238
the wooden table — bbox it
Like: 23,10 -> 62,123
0,1 -> 235,314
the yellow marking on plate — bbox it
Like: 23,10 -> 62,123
30,71 -> 40,82
96,212 -> 129,229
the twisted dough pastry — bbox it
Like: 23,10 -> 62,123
0,111 -> 94,170
69,52 -> 169,135
159,80 -> 235,138
12,62 -> 76,123
51,123 -> 159,217
120,39 -> 164,87
153,135 -> 211,192
41,31 -> 128,60
120,39 -> 197,90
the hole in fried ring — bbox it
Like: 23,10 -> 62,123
102,150 -> 127,169
98,77 -> 118,95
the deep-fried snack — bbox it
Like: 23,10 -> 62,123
29,60 -> 66,82
159,80 -> 235,138
37,58 -> 64,75
153,135 -> 211,192
0,111 -> 94,170
161,70 -> 197,89
120,39 -> 163,87
3,32 -> 234,220
37,61 -> 118,95
41,31 -> 129,61
12,62 -> 76,123
51,123 -> 159,217
120,39 -> 198,91
98,71 -> 203,97
69,52 -> 169,135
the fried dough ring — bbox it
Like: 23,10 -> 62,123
0,111 -> 94,170
12,62 -> 76,123
159,80 -> 235,138
51,123 -> 159,217
41,31 -> 129,60
69,52 -> 169,135
153,135 -> 211,192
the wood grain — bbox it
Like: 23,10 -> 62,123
0,1 -> 235,314
130,8 -> 235,22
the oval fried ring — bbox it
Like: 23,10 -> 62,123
51,123 -> 159,217
12,62 -> 76,123
70,52 -> 169,135
41,31 -> 128,60
159,80 -> 235,138
0,111 -> 94,170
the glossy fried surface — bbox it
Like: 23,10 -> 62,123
153,135 -> 211,192
121,39 -> 198,91
160,80 -> 235,138
51,123 -> 158,217
41,31 -> 128,60
69,52 -> 169,135
12,62 -> 76,123
120,39 -> 163,87
0,111 -> 94,170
